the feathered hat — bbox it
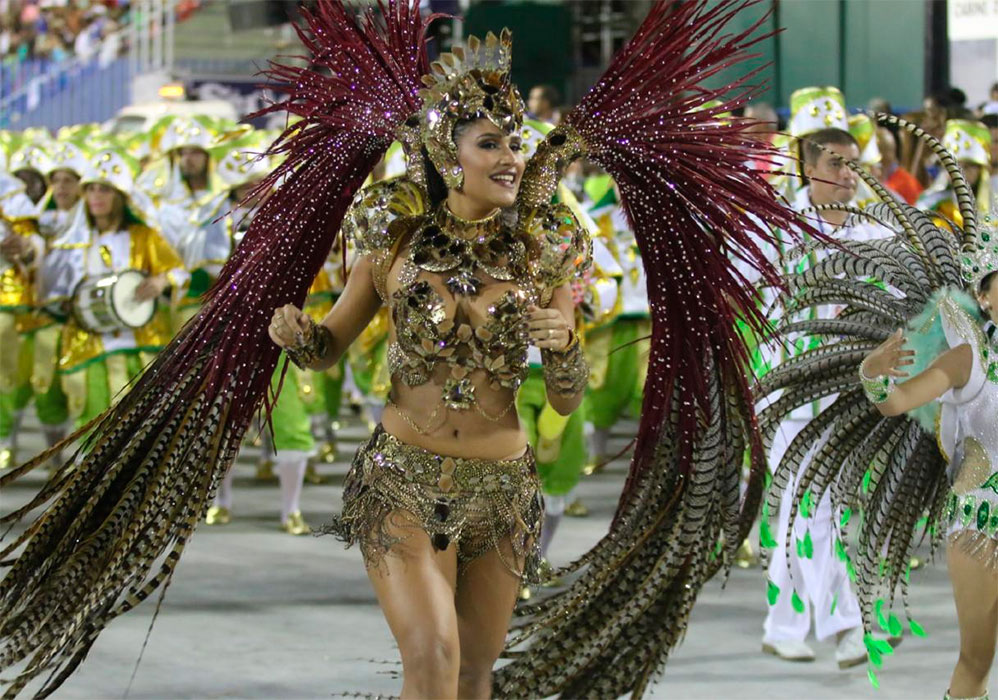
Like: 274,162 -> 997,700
962,210 -> 998,290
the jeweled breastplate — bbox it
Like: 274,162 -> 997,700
388,205 -> 535,415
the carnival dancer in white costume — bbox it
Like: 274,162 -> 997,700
761,91 -> 893,666
0,145 -> 46,469
142,117 -> 224,327
30,140 -> 90,469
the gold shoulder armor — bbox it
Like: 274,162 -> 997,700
521,201 -> 592,297
341,177 -> 427,256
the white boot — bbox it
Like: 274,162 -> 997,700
834,626 -> 867,669
761,638 -> 816,662
276,452 -> 309,535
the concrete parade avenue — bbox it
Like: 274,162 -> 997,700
2,412 -> 988,700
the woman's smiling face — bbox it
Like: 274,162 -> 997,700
452,118 -> 525,211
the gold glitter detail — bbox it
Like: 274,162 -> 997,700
417,29 -> 525,189
323,427 -> 542,581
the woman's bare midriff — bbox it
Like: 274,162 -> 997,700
382,379 -> 528,461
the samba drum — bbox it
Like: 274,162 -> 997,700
72,269 -> 156,334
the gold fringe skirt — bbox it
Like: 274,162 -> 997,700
321,425 -> 543,581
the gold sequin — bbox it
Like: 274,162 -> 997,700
321,427 -> 542,581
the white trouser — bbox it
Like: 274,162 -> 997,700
763,418 -> 862,642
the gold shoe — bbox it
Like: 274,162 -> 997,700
318,440 -> 337,464
281,510 -> 311,535
255,459 -> 276,482
564,498 -> 589,518
304,462 -> 325,485
537,559 -> 564,588
206,506 -> 231,525
735,538 -> 757,569
0,447 -> 14,471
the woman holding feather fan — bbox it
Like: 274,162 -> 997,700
758,114 -> 998,699
0,0 -> 806,697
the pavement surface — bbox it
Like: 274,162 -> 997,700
1,411 -> 991,700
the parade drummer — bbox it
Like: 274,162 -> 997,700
42,148 -> 187,427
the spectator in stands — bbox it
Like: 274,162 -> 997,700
527,84 -> 561,125
901,93 -> 947,188
984,113 -> 998,202
876,126 -> 922,205
981,83 -> 998,117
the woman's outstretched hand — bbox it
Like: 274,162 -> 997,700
862,328 -> 915,379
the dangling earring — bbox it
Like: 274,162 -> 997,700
441,159 -> 464,190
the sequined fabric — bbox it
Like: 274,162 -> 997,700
939,307 -> 998,571
323,426 -> 543,581
389,208 -> 532,396
346,184 -> 590,423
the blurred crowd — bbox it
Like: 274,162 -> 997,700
1,0 -> 201,67
1,0 -> 129,64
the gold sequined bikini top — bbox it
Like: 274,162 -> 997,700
342,177 -> 591,422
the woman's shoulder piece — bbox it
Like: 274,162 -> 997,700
519,200 -> 592,289
342,177 -> 427,256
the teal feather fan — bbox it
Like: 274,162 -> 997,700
902,288 -> 981,432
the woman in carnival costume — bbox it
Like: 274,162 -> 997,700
757,115 -> 998,698
0,1 -> 809,697
41,148 -> 187,428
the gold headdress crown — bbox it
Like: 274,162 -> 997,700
416,29 -> 525,189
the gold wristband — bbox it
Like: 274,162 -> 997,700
285,318 -> 333,370
541,340 -> 588,397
